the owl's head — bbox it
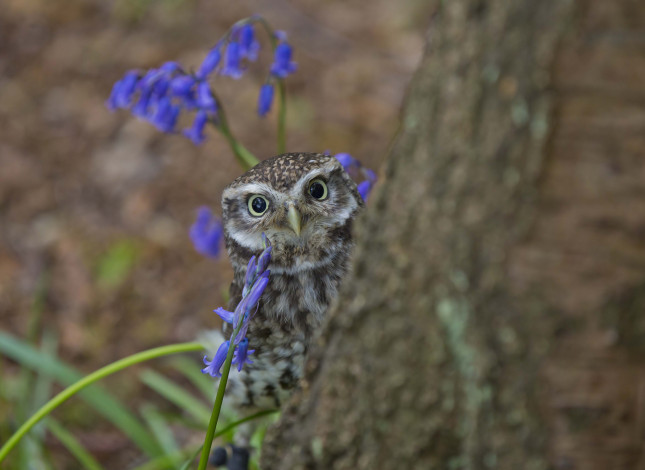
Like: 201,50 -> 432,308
222,152 -> 364,270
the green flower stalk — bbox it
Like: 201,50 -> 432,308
197,234 -> 272,469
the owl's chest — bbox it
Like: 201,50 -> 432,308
260,267 -> 341,333
232,247 -> 350,331
225,250 -> 351,408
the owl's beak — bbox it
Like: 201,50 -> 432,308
287,203 -> 302,236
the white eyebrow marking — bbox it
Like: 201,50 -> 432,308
223,182 -> 284,204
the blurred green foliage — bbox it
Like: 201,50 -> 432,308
95,240 -> 140,289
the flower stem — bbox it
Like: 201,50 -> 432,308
225,132 -> 260,172
254,17 -> 278,48
212,93 -> 259,171
277,80 -> 287,154
196,321 -> 244,470
0,342 -> 203,464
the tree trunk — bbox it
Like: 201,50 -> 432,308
262,0 -> 645,468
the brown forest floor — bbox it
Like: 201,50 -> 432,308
0,0 -> 428,467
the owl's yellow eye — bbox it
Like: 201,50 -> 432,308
248,195 -> 269,216
308,179 -> 328,200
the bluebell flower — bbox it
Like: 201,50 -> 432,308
197,44 -> 222,80
256,244 -> 272,276
273,30 -> 288,42
151,97 -> 179,132
108,61 -> 216,142
361,167 -> 378,200
108,17 -> 298,145
364,168 -> 377,182
202,341 -> 230,378
221,42 -> 244,79
204,234 -> 272,377
232,338 -> 254,371
334,152 -> 377,201
270,43 -> 297,78
234,258 -> 270,343
106,71 -> 139,110
243,272 -> 269,318
357,180 -> 374,202
214,307 -> 235,324
243,255 -> 257,292
130,67 -> 176,121
131,86 -> 154,119
238,24 -> 260,61
215,307 -> 235,325
189,206 -> 223,257
257,83 -> 274,117
184,110 -> 209,145
197,81 -> 217,113
170,75 -> 195,96
160,61 -> 180,73
152,76 -> 170,97
334,152 -> 357,171
138,68 -> 164,91
224,270 -> 269,345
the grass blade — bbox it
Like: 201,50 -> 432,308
0,330 -> 163,458
140,403 -> 181,468
0,338 -> 203,464
178,445 -> 203,470
31,330 -> 58,415
132,446 -> 201,470
140,369 -> 211,427
45,419 -> 104,470
168,356 -> 214,400
213,409 -> 278,443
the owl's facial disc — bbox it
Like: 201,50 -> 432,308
222,153 -> 363,257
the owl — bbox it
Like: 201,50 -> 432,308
212,152 -> 363,466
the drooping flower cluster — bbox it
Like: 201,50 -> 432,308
189,207 -> 224,258
202,234 -> 272,377
107,20 -> 297,144
257,33 -> 297,117
334,152 -> 378,202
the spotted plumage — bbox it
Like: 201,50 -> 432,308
217,152 -> 363,443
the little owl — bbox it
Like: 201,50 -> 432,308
210,152 -> 364,467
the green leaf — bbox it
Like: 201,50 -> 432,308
131,445 -> 201,470
95,240 -> 139,288
249,410 -> 280,470
133,409 -> 279,470
0,331 -> 162,458
21,331 -> 59,470
31,331 -> 58,414
178,445 -> 203,470
45,418 -> 104,470
140,403 -> 181,468
219,409 -> 279,446
168,356 -> 214,400
139,369 -> 211,427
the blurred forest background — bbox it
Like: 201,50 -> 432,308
0,0 -> 429,467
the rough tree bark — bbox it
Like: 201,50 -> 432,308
262,0 -> 645,468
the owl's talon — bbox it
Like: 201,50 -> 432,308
210,446 -> 228,467
226,445 -> 250,470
